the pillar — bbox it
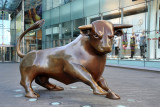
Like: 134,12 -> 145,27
147,0 -> 159,59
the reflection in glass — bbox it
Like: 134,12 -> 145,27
62,21 -> 71,39
122,3 -> 147,60
73,18 -> 85,37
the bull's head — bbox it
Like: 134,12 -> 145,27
79,20 -> 132,54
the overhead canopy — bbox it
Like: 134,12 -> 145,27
0,0 -> 21,13
113,24 -> 133,30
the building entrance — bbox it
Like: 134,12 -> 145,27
0,45 -> 15,62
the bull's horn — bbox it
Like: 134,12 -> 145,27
113,24 -> 133,29
78,24 -> 92,30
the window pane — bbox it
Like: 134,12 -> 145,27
10,18 -> 16,45
60,3 -> 71,23
51,7 -> 60,24
121,3 -> 147,60
73,18 -> 85,37
71,0 -> 83,20
103,10 -> 121,23
46,35 -> 52,48
45,28 -> 52,48
46,28 -> 52,35
42,0 -> 46,11
100,0 -> 119,13
53,0 -> 61,8
43,10 -> 51,26
52,25 -> 59,35
84,0 -> 99,17
120,0 -> 145,8
46,0 -> 52,10
62,21 -> 71,39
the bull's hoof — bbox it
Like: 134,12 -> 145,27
48,85 -> 64,91
25,92 -> 40,98
106,92 -> 120,100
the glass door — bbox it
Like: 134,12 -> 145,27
4,47 -> 11,62
0,46 -> 14,62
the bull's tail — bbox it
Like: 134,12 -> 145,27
16,19 -> 45,58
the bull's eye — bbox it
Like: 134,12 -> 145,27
93,34 -> 99,39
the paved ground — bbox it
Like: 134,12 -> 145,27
0,63 -> 160,107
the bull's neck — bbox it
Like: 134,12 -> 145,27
68,34 -> 106,81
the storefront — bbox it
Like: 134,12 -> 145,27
0,45 -> 15,62
9,0 -> 42,62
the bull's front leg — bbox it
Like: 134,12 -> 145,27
64,62 -> 107,95
97,76 -> 120,100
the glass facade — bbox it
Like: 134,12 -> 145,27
0,11 -> 15,62
42,0 -> 160,68
0,11 -> 11,45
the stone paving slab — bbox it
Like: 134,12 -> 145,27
0,63 -> 160,107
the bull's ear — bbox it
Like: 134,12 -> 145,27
113,24 -> 133,30
78,24 -> 92,35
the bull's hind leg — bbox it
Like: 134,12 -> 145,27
97,76 -> 120,99
35,76 -> 64,91
20,68 -> 40,98
64,63 -> 107,95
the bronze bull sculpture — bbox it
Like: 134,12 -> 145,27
17,19 -> 132,99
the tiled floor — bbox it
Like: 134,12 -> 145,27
0,63 -> 160,107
